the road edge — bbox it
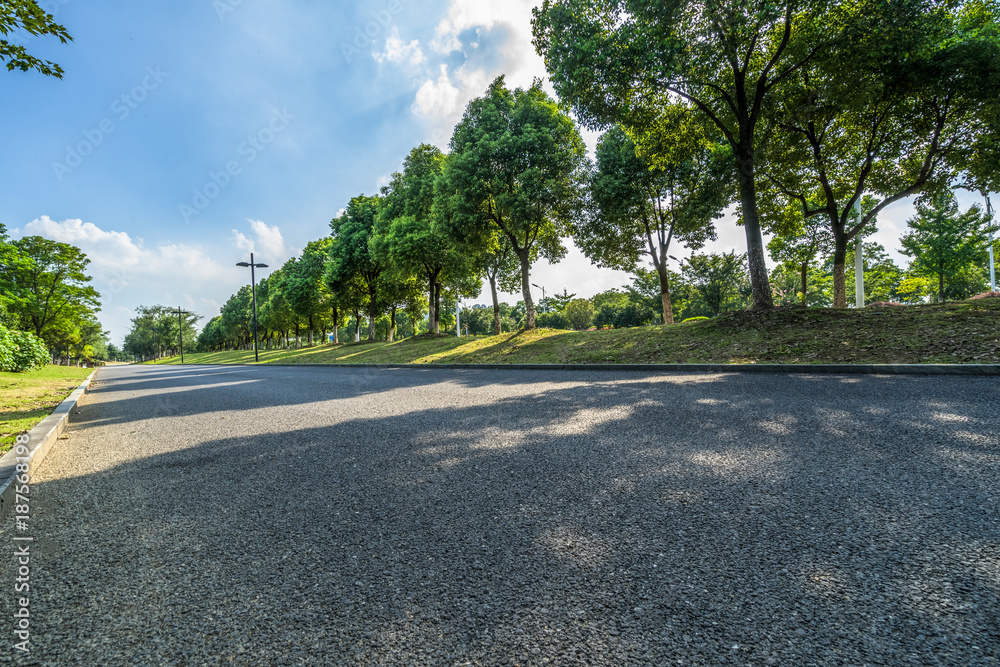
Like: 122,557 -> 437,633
0,370 -> 97,519
166,362 -> 1000,376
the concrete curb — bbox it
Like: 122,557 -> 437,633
165,362 -> 1000,376
0,370 -> 96,519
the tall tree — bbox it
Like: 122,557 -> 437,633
900,191 -> 994,301
763,0 -> 1000,306
375,145 -> 457,334
7,236 -> 100,348
280,238 -> 332,346
0,1 -> 72,78
329,196 -> 385,341
533,0 -> 847,310
579,112 -> 729,324
436,76 -> 588,329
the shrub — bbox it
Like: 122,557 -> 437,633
681,316 -> 710,323
868,301 -> 904,307
594,303 -> 655,329
564,298 -> 594,330
0,326 -> 50,372
971,291 -> 1000,300
536,311 -> 571,330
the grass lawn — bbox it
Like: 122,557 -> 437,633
0,366 -> 94,454
153,298 -> 1000,368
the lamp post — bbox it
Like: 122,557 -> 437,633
237,253 -> 269,363
176,307 -> 191,364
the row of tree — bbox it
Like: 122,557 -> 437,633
532,0 -> 1000,310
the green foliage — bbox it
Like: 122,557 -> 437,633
684,252 -> 751,317
0,1 -> 73,78
436,76 -> 588,328
594,303 -> 655,330
579,116 -> 729,323
124,305 -> 201,359
763,2 -> 1000,306
900,191 -> 995,301
4,236 -> 102,351
0,324 -> 49,372
564,299 -> 594,330
532,0 -> 843,309
681,317 -> 710,323
536,311 -> 571,330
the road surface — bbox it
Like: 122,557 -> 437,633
2,364 -> 998,665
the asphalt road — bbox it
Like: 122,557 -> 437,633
2,364 -> 998,666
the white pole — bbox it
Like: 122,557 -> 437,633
854,198 -> 864,308
456,294 -> 461,337
987,195 -> 995,292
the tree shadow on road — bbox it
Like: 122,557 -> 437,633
4,367 -> 999,665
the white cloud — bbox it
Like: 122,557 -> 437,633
413,64 -> 462,119
15,216 -> 241,344
230,219 -> 290,262
374,28 -> 425,67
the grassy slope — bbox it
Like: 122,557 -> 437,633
0,365 -> 93,454
154,299 -> 1000,368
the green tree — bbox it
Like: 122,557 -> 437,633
580,116 -> 729,323
900,191 -> 994,301
375,145 -> 462,334
763,1 -> 1000,306
0,1 -> 72,78
766,202 -> 834,306
533,0 -> 849,310
470,232 -> 521,335
6,236 -> 101,349
564,298 -> 594,330
684,252 -> 751,316
436,76 -> 588,329
329,195 -> 385,341
280,239 -> 332,346
845,242 -> 904,305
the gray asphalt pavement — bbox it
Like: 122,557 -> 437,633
2,364 -> 998,666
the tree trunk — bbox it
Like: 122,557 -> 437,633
801,261 -> 809,306
367,296 -> 377,342
308,315 -> 314,346
353,310 -> 361,342
434,282 -> 442,333
939,272 -> 945,303
734,151 -> 775,310
331,308 -> 339,344
655,263 -> 674,324
389,306 -> 397,342
517,249 -> 536,329
295,322 -> 300,348
489,273 -> 501,335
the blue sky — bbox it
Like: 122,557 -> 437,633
2,0 -> 985,344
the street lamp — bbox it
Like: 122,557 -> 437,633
236,253 -> 269,363
175,307 -> 191,364
531,283 -> 547,303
